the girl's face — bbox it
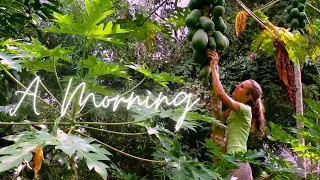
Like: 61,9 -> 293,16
232,80 -> 252,104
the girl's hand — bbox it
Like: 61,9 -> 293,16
208,49 -> 219,68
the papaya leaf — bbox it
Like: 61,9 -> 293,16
0,130 -> 58,173
6,37 -> 74,61
0,53 -> 24,71
82,56 -> 130,79
55,130 -> 111,179
278,29 -> 308,63
127,63 -> 183,88
44,0 -> 129,43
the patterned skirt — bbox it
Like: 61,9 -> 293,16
229,161 -> 253,180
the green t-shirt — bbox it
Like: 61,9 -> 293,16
226,103 -> 252,154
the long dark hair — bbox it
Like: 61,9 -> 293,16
247,80 -> 266,137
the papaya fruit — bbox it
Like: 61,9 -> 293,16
185,9 -> 202,28
290,8 -> 299,17
213,31 -> 227,52
202,77 -> 210,87
299,0 -> 306,3
214,17 -> 227,33
285,14 -> 292,23
292,30 -> 300,34
188,0 -> 200,10
215,0 -> 225,6
200,65 -> 211,77
286,5 -> 293,13
292,0 -> 299,7
211,6 -> 225,18
199,16 -> 215,31
192,29 -> 209,50
187,28 -> 198,41
299,12 -> 306,20
299,20 -> 306,28
290,18 -> 299,29
208,37 -> 217,49
223,36 -> 229,50
192,49 -> 207,64
194,0 -> 204,4
297,3 -> 305,11
205,0 -> 218,4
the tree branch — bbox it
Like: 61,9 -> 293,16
236,0 -> 278,39
139,0 -> 169,26
74,130 -> 166,164
306,2 -> 320,14
77,125 -> 148,136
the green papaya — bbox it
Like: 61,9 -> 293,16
214,0 -> 225,6
200,65 -> 211,77
213,31 -> 227,52
286,5 -> 293,14
187,28 -> 198,41
292,0 -> 299,7
188,0 -> 200,10
211,6 -> 225,18
285,14 -> 292,23
292,30 -> 300,34
192,29 -> 209,50
298,20 -> 306,28
185,9 -> 202,28
192,49 -> 207,64
208,37 -> 217,49
214,17 -> 227,33
205,0 -> 218,4
194,0 -> 204,4
199,16 -> 215,31
297,2 -> 305,11
299,0 -> 306,3
224,36 -> 229,49
290,8 -> 299,17
202,77 -> 210,87
299,12 -> 306,20
291,18 -> 299,29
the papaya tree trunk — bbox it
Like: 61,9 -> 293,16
294,60 -> 306,176
210,65 -> 224,163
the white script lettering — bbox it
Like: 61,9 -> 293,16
10,76 -> 200,131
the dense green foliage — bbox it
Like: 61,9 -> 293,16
0,0 -> 319,179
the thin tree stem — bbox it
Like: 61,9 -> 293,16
74,130 -> 166,164
0,121 -> 137,126
77,125 -> 148,136
254,0 -> 281,12
306,2 -> 320,14
39,80 -> 62,107
0,63 -> 63,115
0,122 -> 71,125
53,56 -> 63,95
236,0 -> 277,39
77,77 -> 146,119
120,76 -> 146,97
139,0 -> 169,26
75,121 -> 137,126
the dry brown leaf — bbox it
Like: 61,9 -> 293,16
275,39 -> 296,106
30,146 -> 44,179
235,11 -> 248,37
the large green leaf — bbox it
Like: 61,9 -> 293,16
82,56 -> 130,79
127,63 -> 184,88
55,130 -> 112,179
44,0 -> 129,42
0,130 -> 58,172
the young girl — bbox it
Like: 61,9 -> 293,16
208,50 -> 266,180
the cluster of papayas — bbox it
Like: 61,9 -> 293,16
185,0 -> 229,88
285,0 -> 307,31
